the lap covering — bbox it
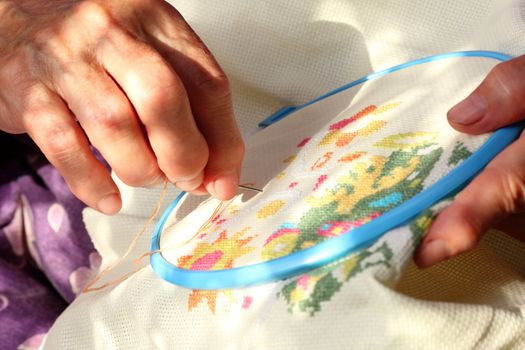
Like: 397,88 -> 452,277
45,1 -> 525,349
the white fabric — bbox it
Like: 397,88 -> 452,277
161,56 -> 492,269
44,1 -> 525,349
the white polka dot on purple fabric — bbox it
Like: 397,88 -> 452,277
47,203 -> 65,234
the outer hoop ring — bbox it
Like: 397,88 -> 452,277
151,51 -> 523,290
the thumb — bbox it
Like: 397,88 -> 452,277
415,134 -> 525,268
448,54 -> 525,134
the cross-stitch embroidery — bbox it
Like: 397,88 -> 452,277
176,101 -> 450,315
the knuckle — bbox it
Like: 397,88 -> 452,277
139,79 -> 166,106
92,99 -> 132,133
0,2 -> 18,16
143,74 -> 183,108
0,3 -> 28,38
490,63 -> 513,84
73,1 -> 113,34
0,50 -> 28,85
41,125 -> 78,157
135,58 -> 187,121
212,135 -> 245,163
39,125 -> 86,169
150,65 -> 184,99
162,142 -> 209,180
490,63 -> 517,91
195,70 -> 231,98
120,164 -> 162,187
229,136 -> 245,159
32,25 -> 61,48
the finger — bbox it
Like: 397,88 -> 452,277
23,85 -> 121,214
52,62 -> 164,188
97,26 -> 209,192
415,133 -> 525,268
141,2 -> 244,200
448,54 -> 525,134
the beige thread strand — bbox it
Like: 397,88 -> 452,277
82,181 -> 170,293
82,182 -> 231,293
154,199 -> 231,254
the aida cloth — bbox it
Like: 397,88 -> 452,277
44,1 -> 525,349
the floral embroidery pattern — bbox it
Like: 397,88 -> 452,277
279,242 -> 393,316
178,228 -> 255,271
448,141 -> 472,166
256,200 -> 286,219
178,101 -> 449,315
179,228 -> 255,313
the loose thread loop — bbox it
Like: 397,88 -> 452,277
82,182 -> 231,294
82,181 -> 170,293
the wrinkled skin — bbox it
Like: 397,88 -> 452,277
0,1 -> 523,267
0,0 -> 244,215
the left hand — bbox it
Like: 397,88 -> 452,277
415,53 -> 525,268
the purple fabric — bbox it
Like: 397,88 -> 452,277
0,132 -> 100,349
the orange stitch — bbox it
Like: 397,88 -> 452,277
311,152 -> 333,170
177,255 -> 192,267
283,155 -> 296,164
216,231 -> 228,243
336,120 -> 387,147
335,132 -> 357,147
338,152 -> 365,163
188,290 -> 218,313
328,105 -> 377,131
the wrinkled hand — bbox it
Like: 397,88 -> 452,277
0,0 -> 244,215
416,54 -> 525,267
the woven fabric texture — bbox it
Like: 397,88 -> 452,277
44,1 -> 525,349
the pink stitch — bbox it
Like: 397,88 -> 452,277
317,213 -> 382,238
313,175 -> 328,191
265,227 -> 300,245
329,105 -> 377,131
288,182 -> 298,189
297,137 -> 311,148
369,212 -> 381,220
190,250 -> 223,271
297,275 -> 310,290
242,296 -> 253,309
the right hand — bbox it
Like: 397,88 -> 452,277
0,0 -> 244,215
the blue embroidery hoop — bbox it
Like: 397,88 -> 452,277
151,51 -> 523,290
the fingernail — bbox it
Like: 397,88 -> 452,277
417,240 -> 453,268
210,171 -> 239,200
448,93 -> 487,125
97,193 -> 121,215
